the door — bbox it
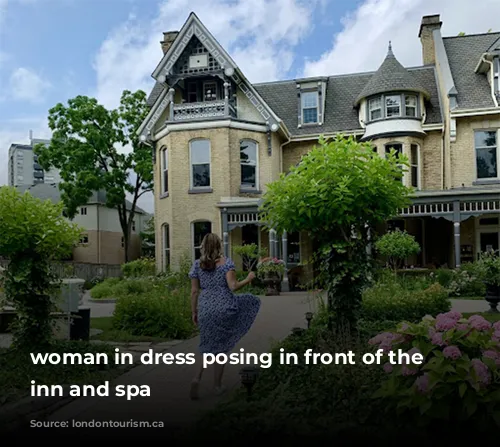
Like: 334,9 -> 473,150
480,231 -> 499,253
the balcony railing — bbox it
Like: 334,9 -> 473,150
170,100 -> 236,122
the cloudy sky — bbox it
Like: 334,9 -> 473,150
1,0 -> 499,212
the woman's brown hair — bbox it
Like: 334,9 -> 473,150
199,233 -> 223,271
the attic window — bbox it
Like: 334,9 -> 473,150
301,91 -> 318,124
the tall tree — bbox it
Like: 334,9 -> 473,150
260,135 -> 411,335
35,90 -> 152,262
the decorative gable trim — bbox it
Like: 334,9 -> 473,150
137,88 -> 171,140
149,12 -> 283,133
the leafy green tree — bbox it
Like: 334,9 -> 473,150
140,216 -> 155,258
232,243 -> 267,271
260,135 -> 410,333
374,229 -> 421,271
0,187 -> 81,349
35,90 -> 152,262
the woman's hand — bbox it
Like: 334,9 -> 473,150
192,312 -> 198,326
246,272 -> 256,282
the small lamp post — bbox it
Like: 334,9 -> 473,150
305,312 -> 313,329
239,367 -> 259,400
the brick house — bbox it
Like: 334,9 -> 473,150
139,13 -> 500,286
16,183 -> 150,265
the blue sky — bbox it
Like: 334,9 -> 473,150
1,0 -> 500,211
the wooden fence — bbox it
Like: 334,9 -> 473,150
0,260 -> 122,282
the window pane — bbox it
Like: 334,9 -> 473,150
385,144 -> 403,156
386,95 -> 401,117
193,221 -> 212,252
192,163 -> 210,187
190,140 -> 210,164
240,141 -> 257,165
163,170 -> 168,192
476,147 -> 498,178
405,95 -> 417,107
301,92 -> 318,108
303,108 -> 318,124
370,109 -> 382,120
411,166 -> 418,187
474,131 -> 497,148
410,144 -> 418,165
369,97 -> 381,110
241,165 -> 256,188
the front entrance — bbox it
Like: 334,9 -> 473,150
241,224 -> 259,271
476,215 -> 500,257
479,232 -> 499,253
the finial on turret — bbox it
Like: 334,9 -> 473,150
387,41 -> 394,56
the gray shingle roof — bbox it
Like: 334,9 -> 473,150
355,46 -> 430,104
147,83 -> 163,107
255,66 -> 442,136
443,32 -> 500,110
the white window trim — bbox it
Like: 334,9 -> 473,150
368,97 -> 382,121
474,129 -> 499,180
301,90 -> 319,125
405,95 -> 418,117
160,146 -> 168,194
80,207 -> 87,215
240,139 -> 259,191
410,143 -> 421,190
189,139 -> 212,189
191,220 -> 212,261
385,95 -> 401,117
79,234 -> 89,245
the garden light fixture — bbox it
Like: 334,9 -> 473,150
239,367 -> 259,399
305,312 -> 313,328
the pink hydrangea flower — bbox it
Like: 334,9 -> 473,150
415,373 -> 430,394
383,363 -> 393,373
428,327 -> 436,338
431,332 -> 447,346
468,315 -> 491,331
493,321 -> 500,331
482,350 -> 500,366
443,345 -> 462,360
402,366 -> 417,376
456,323 -> 468,331
443,311 -> 462,321
471,359 -> 490,385
368,332 -> 394,346
379,341 -> 393,353
492,330 -> 500,342
435,315 -> 457,331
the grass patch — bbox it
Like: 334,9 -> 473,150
452,296 -> 484,300
90,317 -> 173,343
0,341 -> 127,406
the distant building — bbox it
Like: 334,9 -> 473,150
17,183 -> 151,265
8,136 -> 61,187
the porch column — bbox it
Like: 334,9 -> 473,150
281,231 -> 289,292
453,201 -> 461,268
223,82 -> 230,116
222,208 -> 229,258
269,229 -> 277,257
168,88 -> 175,121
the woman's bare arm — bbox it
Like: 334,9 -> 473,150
226,270 -> 255,292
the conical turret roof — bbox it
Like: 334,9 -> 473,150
355,42 -> 430,105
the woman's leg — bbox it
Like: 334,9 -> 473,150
190,354 -> 205,400
214,363 -> 225,389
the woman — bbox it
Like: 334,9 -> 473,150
188,233 -> 261,399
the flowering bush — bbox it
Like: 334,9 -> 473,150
370,311 -> 500,427
257,257 -> 286,278
476,251 -> 500,288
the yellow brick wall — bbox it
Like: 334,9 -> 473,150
450,115 -> 500,188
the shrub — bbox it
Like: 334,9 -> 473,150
476,251 -> 500,287
113,285 -> 194,339
362,282 -> 450,322
442,263 -> 485,297
122,257 -> 156,278
375,230 -> 421,270
90,277 -> 122,299
370,312 -> 500,429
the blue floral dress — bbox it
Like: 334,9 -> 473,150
189,258 -> 261,354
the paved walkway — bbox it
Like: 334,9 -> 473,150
41,291 -> 319,435
82,291 -> 115,318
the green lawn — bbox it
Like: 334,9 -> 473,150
90,317 -> 172,343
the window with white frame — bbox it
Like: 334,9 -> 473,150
240,140 -> 258,190
163,224 -> 170,269
192,221 -> 212,260
132,220 -> 136,232
405,95 -> 417,117
410,144 -> 420,188
385,95 -> 401,117
190,139 -> 211,188
368,97 -> 382,121
475,130 -> 498,179
160,146 -> 168,194
79,234 -> 89,245
301,91 -> 319,124
80,207 -> 87,215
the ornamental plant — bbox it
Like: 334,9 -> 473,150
257,257 -> 285,278
374,229 -> 421,271
370,311 -> 500,428
475,251 -> 500,288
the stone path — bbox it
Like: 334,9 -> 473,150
38,292 -> 319,436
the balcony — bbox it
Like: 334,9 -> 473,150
170,100 -> 236,122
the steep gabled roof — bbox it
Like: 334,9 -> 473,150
444,32 -> 500,110
355,43 -> 430,105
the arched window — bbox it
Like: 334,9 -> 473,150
189,139 -> 211,189
192,221 -> 212,260
240,139 -> 258,190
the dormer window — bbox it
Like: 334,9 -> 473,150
366,93 -> 420,122
301,91 -> 319,124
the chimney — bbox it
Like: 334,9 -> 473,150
161,31 -> 179,55
418,15 -> 442,65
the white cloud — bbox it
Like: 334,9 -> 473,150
303,0 -> 500,77
9,67 -> 51,102
92,0 -> 316,109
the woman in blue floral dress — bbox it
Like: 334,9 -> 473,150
189,233 -> 261,399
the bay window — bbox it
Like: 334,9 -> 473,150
385,95 -> 401,117
240,140 -> 258,190
475,130 -> 498,179
368,97 -> 382,121
405,95 -> 417,117
190,139 -> 211,189
367,93 -> 420,121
